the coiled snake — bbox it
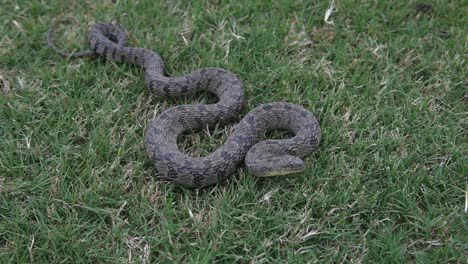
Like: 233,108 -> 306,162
47,22 -> 321,188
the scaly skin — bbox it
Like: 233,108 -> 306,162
47,22 -> 322,188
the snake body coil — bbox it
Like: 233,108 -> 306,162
48,22 -> 321,188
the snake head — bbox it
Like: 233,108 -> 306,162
246,155 -> 306,177
245,141 -> 307,177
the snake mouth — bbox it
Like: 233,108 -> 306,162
254,169 -> 304,178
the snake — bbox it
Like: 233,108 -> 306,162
47,22 -> 322,188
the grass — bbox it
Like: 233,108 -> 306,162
0,0 -> 466,262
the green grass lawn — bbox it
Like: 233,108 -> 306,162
1,0 -> 466,262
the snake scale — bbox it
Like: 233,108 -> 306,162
47,22 -> 322,188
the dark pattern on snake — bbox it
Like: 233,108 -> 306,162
47,22 -> 322,188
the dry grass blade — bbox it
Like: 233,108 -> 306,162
0,75 -> 10,93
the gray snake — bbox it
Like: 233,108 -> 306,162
47,22 -> 321,188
